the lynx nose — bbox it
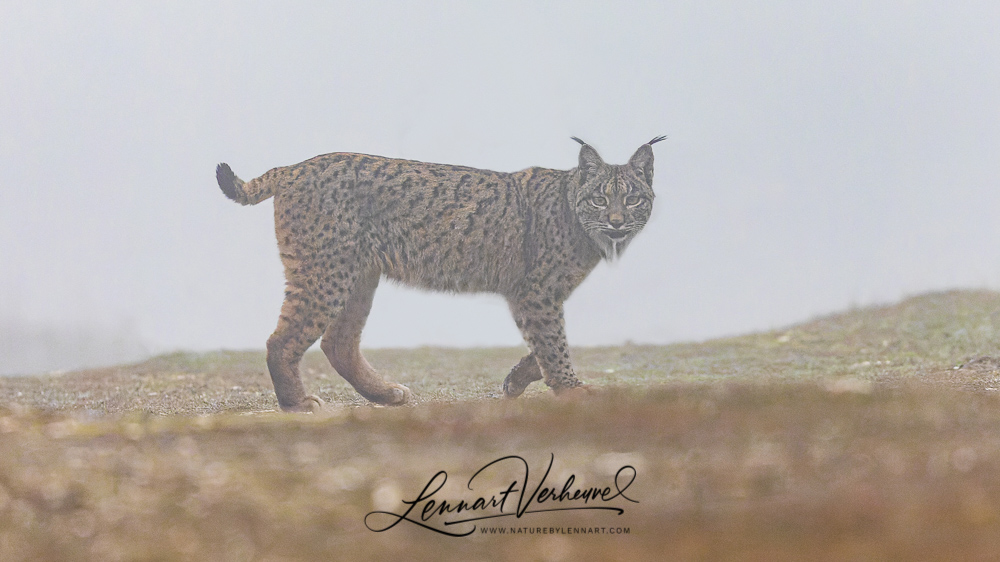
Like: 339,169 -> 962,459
608,213 -> 625,228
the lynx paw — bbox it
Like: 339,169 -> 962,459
503,373 -> 539,399
502,356 -> 544,399
282,394 -> 326,413
552,384 -> 597,400
304,394 -> 326,412
380,383 -> 412,406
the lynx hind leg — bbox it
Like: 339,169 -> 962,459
320,270 -> 411,406
502,353 -> 543,398
266,289 -> 330,413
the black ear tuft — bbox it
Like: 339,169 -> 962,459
570,136 -> 588,146
647,135 -> 667,146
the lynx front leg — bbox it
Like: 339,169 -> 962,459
320,269 -> 411,406
508,299 -> 585,395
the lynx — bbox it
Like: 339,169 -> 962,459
216,137 -> 663,411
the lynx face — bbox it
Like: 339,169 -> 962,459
573,141 -> 657,261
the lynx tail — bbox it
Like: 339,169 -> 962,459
215,163 -> 277,205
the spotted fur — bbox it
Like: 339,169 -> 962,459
216,138 -> 662,411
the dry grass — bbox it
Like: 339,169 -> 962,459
3,290 -> 1000,560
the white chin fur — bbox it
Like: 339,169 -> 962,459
592,233 -> 631,262
607,240 -> 620,262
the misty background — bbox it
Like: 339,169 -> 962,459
2,2 -> 999,375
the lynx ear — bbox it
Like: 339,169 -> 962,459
629,136 -> 665,185
572,137 -> 604,184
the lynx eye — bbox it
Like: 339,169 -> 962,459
625,195 -> 643,207
590,195 -> 609,207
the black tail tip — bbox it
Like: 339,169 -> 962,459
215,162 -> 240,201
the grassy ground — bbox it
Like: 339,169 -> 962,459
3,290 -> 1000,560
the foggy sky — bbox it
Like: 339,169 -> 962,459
2,2 -> 999,374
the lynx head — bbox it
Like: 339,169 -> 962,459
571,136 -> 665,261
